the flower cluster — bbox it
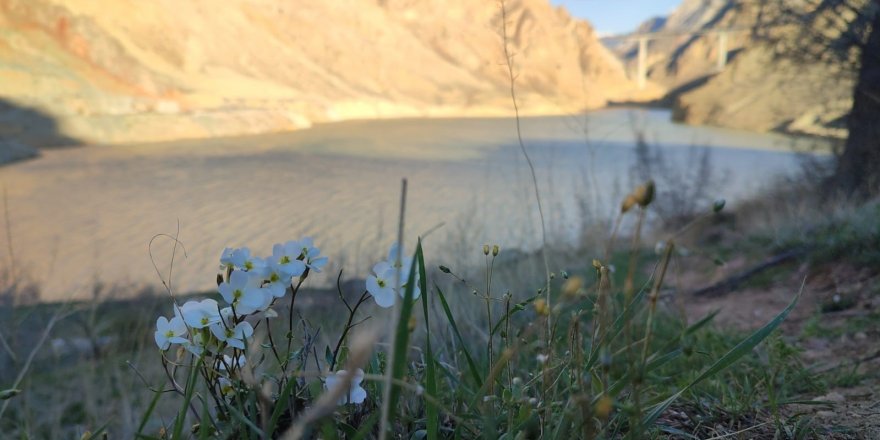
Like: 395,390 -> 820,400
366,243 -> 420,308
154,238 -> 327,357
152,239 -> 421,410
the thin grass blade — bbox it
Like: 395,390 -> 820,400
642,291 -> 800,427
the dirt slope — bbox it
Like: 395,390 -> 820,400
0,0 -> 655,147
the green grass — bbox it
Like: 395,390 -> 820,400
5,193 -> 878,438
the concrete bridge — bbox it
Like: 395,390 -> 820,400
604,27 -> 753,89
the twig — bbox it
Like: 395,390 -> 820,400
329,290 -> 371,371
3,187 -> 15,285
148,232 -> 188,300
500,0 -> 552,339
691,248 -> 807,297
0,293 -> 77,419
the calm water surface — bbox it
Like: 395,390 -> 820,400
0,108 -> 827,300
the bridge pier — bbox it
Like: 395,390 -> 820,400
637,37 -> 648,89
717,31 -> 728,70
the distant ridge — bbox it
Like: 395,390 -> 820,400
0,0 -> 660,147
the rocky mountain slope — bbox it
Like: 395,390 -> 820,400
617,0 -> 859,138
0,0 -> 654,148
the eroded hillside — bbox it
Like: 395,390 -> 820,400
0,0 -> 655,147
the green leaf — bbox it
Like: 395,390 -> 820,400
384,240 -> 424,432
642,291 -> 801,428
135,386 -> 163,438
418,244 -> 439,440
172,357 -> 203,440
268,376 -> 299,436
435,283 -> 483,388
490,295 -> 539,336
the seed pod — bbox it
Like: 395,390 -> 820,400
713,198 -> 726,213
438,265 -> 451,274
483,244 -> 490,255
492,245 -> 499,256
621,194 -> 638,213
633,180 -> 655,207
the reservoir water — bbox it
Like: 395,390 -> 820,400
0,108 -> 828,300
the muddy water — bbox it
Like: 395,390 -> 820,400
0,108 -> 827,300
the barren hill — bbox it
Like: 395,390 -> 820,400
0,0 -> 654,147
615,0 -> 862,138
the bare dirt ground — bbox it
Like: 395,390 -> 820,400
682,257 -> 880,438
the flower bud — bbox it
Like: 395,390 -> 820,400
595,395 -> 613,420
483,244 -> 490,255
591,259 -> 602,270
533,298 -> 549,316
492,245 -> 499,256
713,198 -> 726,213
439,265 -> 451,274
561,276 -> 584,298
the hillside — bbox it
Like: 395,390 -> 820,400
617,0 -> 859,138
0,0 -> 656,148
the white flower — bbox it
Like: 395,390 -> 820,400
154,312 -> 188,350
296,237 -> 329,272
262,266 -> 289,299
181,299 -> 221,329
218,270 -> 269,314
218,354 -> 247,372
387,242 -> 420,300
366,262 -> 396,308
210,318 -> 254,350
324,368 -> 367,405
218,376 -> 236,395
220,247 -> 235,270
237,287 -> 272,315
183,331 -> 210,356
365,243 -> 420,308
271,241 -> 307,280
230,247 -> 267,275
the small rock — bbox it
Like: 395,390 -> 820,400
815,391 -> 846,403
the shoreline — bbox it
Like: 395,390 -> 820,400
2,105 -> 835,168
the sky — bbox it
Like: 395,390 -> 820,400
550,0 -> 682,35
